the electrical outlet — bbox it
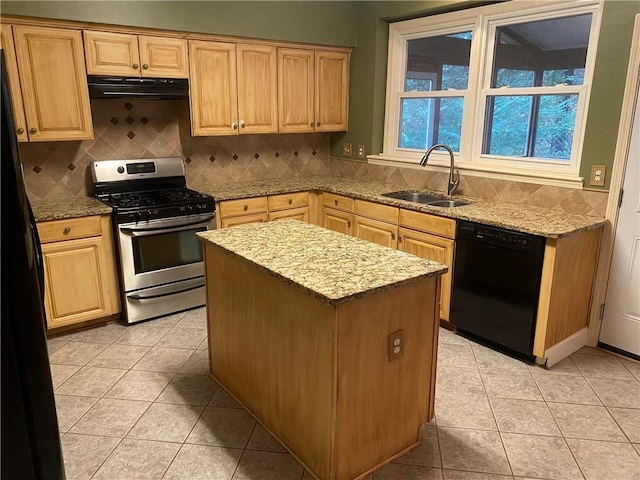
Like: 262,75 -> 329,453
388,330 -> 403,361
342,143 -> 352,157
590,165 -> 606,187
357,145 -> 365,158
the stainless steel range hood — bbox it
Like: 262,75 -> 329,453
87,76 -> 189,99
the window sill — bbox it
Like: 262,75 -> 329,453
366,154 -> 585,189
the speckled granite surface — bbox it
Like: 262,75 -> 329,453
198,220 -> 448,305
196,176 -> 607,238
31,197 -> 112,222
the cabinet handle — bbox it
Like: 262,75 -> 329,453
142,64 -> 149,70
63,227 -> 71,235
310,122 -> 314,127
334,199 -> 338,206
288,199 -> 293,205
317,122 -> 321,127
243,205 -> 248,212
391,232 -> 396,240
347,220 -> 351,228
398,235 -> 402,243
29,127 -> 37,134
232,123 -> 238,130
132,63 -> 139,69
240,121 -> 246,128
16,127 -> 24,135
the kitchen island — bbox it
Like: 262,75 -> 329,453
198,220 -> 447,480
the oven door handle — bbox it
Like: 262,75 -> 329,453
126,280 -> 205,300
120,214 -> 215,235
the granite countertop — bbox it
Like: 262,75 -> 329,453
198,219 -> 448,305
31,197 -> 112,222
195,176 -> 607,238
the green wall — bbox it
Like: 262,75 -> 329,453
0,1 -> 359,47
332,1 -> 639,190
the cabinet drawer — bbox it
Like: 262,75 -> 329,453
221,213 -> 268,228
219,197 -> 268,218
268,191 -> 309,211
38,216 -> 102,244
399,209 -> 456,239
354,199 -> 398,224
269,207 -> 309,222
322,193 -> 354,212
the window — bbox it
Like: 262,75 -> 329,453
378,1 -> 602,186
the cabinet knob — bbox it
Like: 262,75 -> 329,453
240,121 -> 246,128
317,122 -> 321,127
347,220 -> 351,228
288,199 -> 292,205
16,127 -> 24,135
142,64 -> 149,70
232,123 -> 238,130
63,227 -> 71,235
29,127 -> 37,134
334,199 -> 338,206
132,63 -> 139,69
310,122 -> 314,127
391,232 -> 396,240
398,236 -> 402,243
243,205 -> 248,211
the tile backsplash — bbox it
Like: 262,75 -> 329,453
21,99 -> 607,217
21,99 -> 332,201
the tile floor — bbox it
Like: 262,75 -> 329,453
48,307 -> 640,480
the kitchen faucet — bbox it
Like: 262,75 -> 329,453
420,144 -> 460,196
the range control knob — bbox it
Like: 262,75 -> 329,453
117,166 -> 125,174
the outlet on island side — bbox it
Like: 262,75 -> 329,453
343,143 -> 352,157
590,165 -> 606,187
388,330 -> 403,361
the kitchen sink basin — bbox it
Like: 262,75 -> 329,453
381,191 -> 469,207
427,199 -> 469,208
381,191 -> 443,204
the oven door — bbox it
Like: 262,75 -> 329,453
117,213 -> 215,293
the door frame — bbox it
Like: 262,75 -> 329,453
587,14 -> 640,346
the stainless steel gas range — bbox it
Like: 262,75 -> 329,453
90,157 -> 216,324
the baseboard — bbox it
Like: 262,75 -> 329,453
543,328 -> 588,367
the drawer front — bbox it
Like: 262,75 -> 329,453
399,209 -> 456,239
322,193 -> 354,212
220,212 -> 268,228
37,216 -> 102,244
219,197 -> 268,218
268,191 -> 309,211
269,207 -> 309,223
354,199 -> 398,224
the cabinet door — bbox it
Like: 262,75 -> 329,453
221,213 -> 268,228
84,30 -> 140,76
42,236 -> 114,328
355,216 -> 398,249
322,208 -> 353,236
189,40 -> 238,136
14,25 -> 93,141
278,48 -> 314,133
237,44 -> 277,134
0,24 -> 28,142
138,35 -> 188,78
315,51 -> 349,132
399,227 -> 454,321
269,207 -> 309,223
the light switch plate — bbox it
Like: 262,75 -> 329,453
590,165 -> 606,187
343,143 -> 352,157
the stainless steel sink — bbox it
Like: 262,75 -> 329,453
381,191 -> 443,204
381,191 -> 469,207
427,199 -> 469,208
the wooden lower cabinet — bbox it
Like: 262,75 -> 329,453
322,207 -> 354,236
398,227 -> 454,322
269,207 -> 309,222
38,215 -> 120,329
354,216 -> 398,249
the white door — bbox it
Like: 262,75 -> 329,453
599,37 -> 640,357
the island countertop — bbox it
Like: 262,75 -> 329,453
197,219 -> 448,305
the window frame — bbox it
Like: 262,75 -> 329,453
375,0 -> 603,188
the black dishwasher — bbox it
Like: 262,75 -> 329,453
450,220 -> 546,361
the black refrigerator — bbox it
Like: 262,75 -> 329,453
1,52 -> 66,479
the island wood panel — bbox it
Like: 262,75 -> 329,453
278,47 -> 315,133
354,216 -> 398,249
237,43 -> 278,133
205,244 -> 335,480
322,208 -> 354,236
268,207 -> 309,223
220,212 -> 268,228
398,227 -> 454,321
138,35 -> 188,77
0,24 -> 28,141
334,277 -> 439,480
399,209 -> 456,239
533,227 -> 602,356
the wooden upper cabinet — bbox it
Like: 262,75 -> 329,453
138,35 -> 188,78
189,40 -> 238,136
278,48 -> 314,133
237,44 -> 277,134
84,30 -> 139,76
0,24 -> 28,142
84,31 -> 188,78
13,25 -> 93,141
315,51 -> 349,132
